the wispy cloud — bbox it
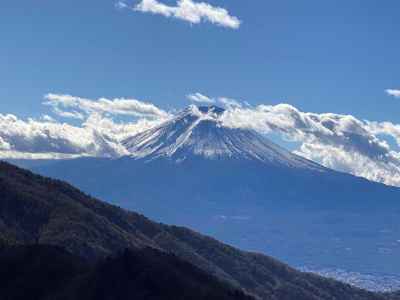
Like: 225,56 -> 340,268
115,1 -> 129,9
218,97 -> 242,108
187,92 -> 215,104
44,93 -> 170,119
133,0 -> 241,29
51,106 -> 85,120
187,92 -> 244,108
386,89 -> 400,98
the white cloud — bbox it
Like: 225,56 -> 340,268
0,114 -> 101,157
221,104 -> 400,187
115,1 -> 128,9
0,94 -> 169,160
134,0 -> 241,29
187,93 -> 244,108
386,89 -> 400,98
41,115 -> 56,122
0,135 -> 11,151
0,112 -> 163,159
218,97 -> 242,108
187,92 -> 215,104
52,106 -> 85,120
44,93 -> 170,119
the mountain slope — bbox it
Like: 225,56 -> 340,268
0,244 -> 252,300
0,161 -> 393,300
27,106 -> 400,277
0,245 -> 89,300
31,155 -> 400,277
123,105 -> 323,170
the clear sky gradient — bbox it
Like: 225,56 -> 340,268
1,0 -> 399,122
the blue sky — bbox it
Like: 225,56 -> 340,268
1,0 -> 400,121
1,0 -> 400,187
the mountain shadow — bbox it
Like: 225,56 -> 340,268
0,244 -> 253,300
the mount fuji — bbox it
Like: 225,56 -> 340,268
123,105 -> 322,169
22,105 -> 400,278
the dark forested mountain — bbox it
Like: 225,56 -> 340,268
0,161 -> 397,300
27,106 -> 400,276
0,245 -> 253,300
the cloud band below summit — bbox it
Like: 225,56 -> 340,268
2,94 -> 400,187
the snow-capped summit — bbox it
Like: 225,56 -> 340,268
122,105 -> 324,170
